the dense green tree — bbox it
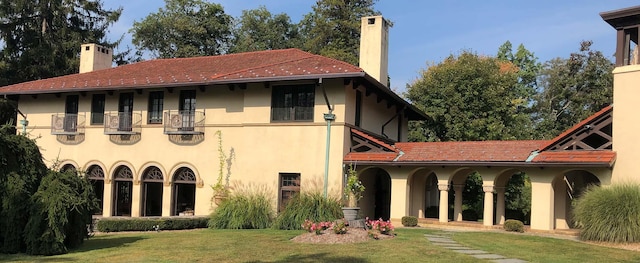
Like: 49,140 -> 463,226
131,0 -> 233,58
25,170 -> 97,255
406,50 -> 533,142
0,0 -> 121,84
497,41 -> 541,106
0,134 -> 47,253
230,6 -> 300,53
533,40 -> 614,139
298,0 -> 379,65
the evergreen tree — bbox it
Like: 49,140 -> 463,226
298,0 -> 379,65
0,0 -> 122,84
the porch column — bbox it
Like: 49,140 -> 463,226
483,185 -> 494,227
495,187 -> 506,225
438,184 -> 449,223
390,173 -> 409,219
161,182 -> 172,217
530,177 -> 555,231
131,180 -> 141,217
453,184 -> 464,221
102,180 -> 113,217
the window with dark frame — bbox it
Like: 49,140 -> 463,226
147,91 -> 164,124
91,94 -> 105,125
271,84 -> 315,121
278,173 -> 300,212
118,93 -> 134,131
64,95 -> 79,132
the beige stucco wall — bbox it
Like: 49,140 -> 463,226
612,65 -> 640,183
18,77 -> 405,218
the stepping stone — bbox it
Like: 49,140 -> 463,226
492,259 -> 528,263
452,249 -> 488,254
443,246 -> 471,250
473,254 -> 506,259
424,234 -> 442,238
432,242 -> 457,246
427,237 -> 456,243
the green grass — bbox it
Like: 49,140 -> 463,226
454,231 -> 640,263
2,228 -> 640,262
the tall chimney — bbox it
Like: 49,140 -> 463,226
359,16 -> 390,87
79,43 -> 112,73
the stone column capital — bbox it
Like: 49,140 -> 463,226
437,184 -> 449,191
483,185 -> 495,193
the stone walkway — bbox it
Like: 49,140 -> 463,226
425,233 -> 528,262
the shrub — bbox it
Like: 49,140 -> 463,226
574,183 -> 640,243
504,219 -> 524,233
333,220 -> 348,234
401,216 -> 418,227
97,217 -> 208,232
24,170 -> 97,255
272,192 -> 342,230
208,188 -> 273,229
462,209 -> 479,221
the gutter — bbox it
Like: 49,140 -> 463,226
342,160 -> 614,168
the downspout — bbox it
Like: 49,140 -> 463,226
320,78 -> 335,198
381,106 -> 406,139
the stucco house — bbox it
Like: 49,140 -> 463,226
1,6 -> 639,232
0,16 -> 427,219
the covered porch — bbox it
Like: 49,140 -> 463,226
344,106 -> 615,231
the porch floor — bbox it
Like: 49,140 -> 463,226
413,218 -> 580,238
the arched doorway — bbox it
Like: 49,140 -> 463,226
141,167 -> 164,216
493,170 -> 531,225
408,169 -> 438,218
112,166 -> 133,216
172,167 -> 196,216
60,163 -> 77,174
360,167 -> 391,220
86,165 -> 105,215
553,170 -> 601,229
449,169 -> 482,222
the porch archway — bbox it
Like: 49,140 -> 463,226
552,170 -> 601,229
172,167 -> 196,216
359,167 -> 391,220
141,166 -> 164,217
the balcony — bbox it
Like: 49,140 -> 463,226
163,110 -> 205,135
51,113 -> 85,135
104,112 -> 142,135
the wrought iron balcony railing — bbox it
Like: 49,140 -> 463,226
51,113 -> 85,135
163,110 -> 205,135
104,112 -> 142,135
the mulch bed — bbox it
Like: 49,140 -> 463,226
291,228 -> 394,244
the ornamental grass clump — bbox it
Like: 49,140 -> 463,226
573,183 -> 640,243
208,186 -> 273,229
273,192 -> 342,230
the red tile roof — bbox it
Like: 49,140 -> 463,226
344,127 -> 615,167
539,105 -> 613,151
394,140 -> 547,163
531,151 -> 616,166
0,49 -> 363,94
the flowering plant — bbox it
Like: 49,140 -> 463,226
302,219 -> 332,235
366,217 -> 395,235
344,164 -> 364,207
332,220 -> 348,235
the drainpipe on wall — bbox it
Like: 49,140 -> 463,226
320,78 -> 335,198
16,107 -> 28,136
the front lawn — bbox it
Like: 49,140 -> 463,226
2,228 -> 639,262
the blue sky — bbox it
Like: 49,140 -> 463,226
103,1 -> 638,93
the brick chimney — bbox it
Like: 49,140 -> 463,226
79,43 -> 112,73
359,16 -> 390,87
